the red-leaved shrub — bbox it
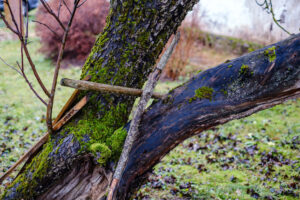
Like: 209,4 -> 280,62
35,0 -> 109,63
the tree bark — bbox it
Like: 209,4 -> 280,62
117,33 -> 300,198
1,0 -> 198,199
1,1 -> 300,199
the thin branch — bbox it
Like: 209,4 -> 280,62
40,0 -> 66,31
32,20 -> 61,38
19,42 -> 47,105
0,2 -> 19,35
17,63 -> 47,106
77,0 -> 88,8
24,0 -> 29,45
46,0 -> 80,133
268,0 -> 291,35
21,42 -> 51,97
255,0 -> 291,35
57,0 -> 63,18
0,56 -> 22,76
5,0 -> 21,34
107,32 -> 181,200
62,0 -> 72,15
0,1 -> 51,97
60,78 -> 165,99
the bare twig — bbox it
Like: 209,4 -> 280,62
21,42 -> 51,97
60,78 -> 165,99
107,32 -> 180,200
1,1 -> 51,98
5,0 -> 20,34
40,0 -> 66,31
62,0 -> 72,15
255,0 -> 291,35
24,0 -> 29,45
57,0 -> 63,18
0,12 -> 18,35
32,20 -> 61,38
46,0 -> 80,133
77,0 -> 88,8
17,61 -> 47,106
0,56 -> 22,75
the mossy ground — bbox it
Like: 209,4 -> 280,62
1,20 -> 299,199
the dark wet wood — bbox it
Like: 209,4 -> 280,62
117,34 -> 300,198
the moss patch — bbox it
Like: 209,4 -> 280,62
264,46 -> 276,62
90,143 -> 112,164
239,64 -> 250,75
65,103 -> 128,164
189,86 -> 214,103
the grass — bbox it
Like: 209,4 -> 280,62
136,100 -> 300,199
0,22 -> 299,199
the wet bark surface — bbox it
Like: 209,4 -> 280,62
118,34 -> 300,199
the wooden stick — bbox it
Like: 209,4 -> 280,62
0,93 -> 90,185
60,78 -> 165,99
53,75 -> 91,124
52,96 -> 89,131
107,32 -> 180,200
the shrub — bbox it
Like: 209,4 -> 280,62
35,0 -> 109,63
162,8 -> 201,80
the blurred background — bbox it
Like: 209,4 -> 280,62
0,0 -> 299,199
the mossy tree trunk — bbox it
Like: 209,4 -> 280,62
1,0 -> 198,199
2,1 -> 300,200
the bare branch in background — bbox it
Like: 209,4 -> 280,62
62,0 -> 72,15
0,56 -> 22,76
46,0 -> 81,133
77,0 -> 88,8
40,0 -> 66,31
32,20 -> 61,38
255,0 -> 291,35
57,0 -> 63,18
1,1 -> 51,97
24,0 -> 29,44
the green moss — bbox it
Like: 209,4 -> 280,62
90,143 -> 112,164
2,141 -> 54,198
239,64 -> 249,75
227,65 -> 232,68
220,89 -> 228,96
264,46 -> 276,62
189,86 -> 214,102
64,103 -> 128,165
106,127 -> 127,160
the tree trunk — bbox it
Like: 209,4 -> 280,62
1,0 -> 198,199
2,1 -> 300,199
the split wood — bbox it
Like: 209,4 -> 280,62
60,78 -> 165,99
0,76 -> 91,185
107,32 -> 180,200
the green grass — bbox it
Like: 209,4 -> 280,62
136,100 -> 300,199
0,22 -> 299,199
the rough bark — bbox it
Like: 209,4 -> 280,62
1,0 -> 198,199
